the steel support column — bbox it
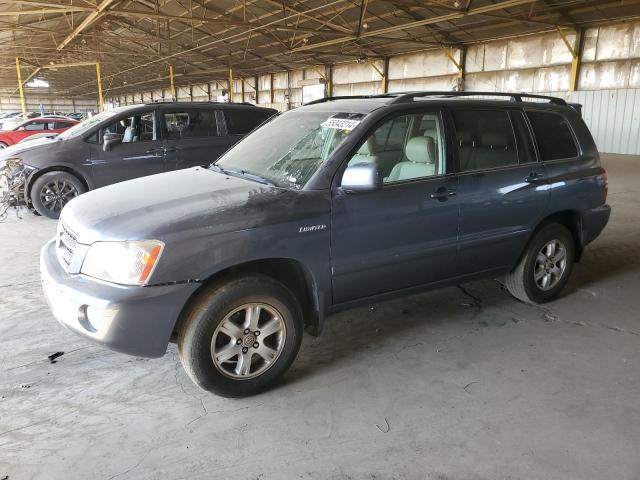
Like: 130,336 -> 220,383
95,62 -> 104,112
15,57 -> 27,116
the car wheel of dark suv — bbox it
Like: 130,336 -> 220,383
31,171 -> 86,219
505,223 -> 575,304
178,275 -> 303,397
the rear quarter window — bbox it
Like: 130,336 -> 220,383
526,111 -> 578,161
224,109 -> 273,135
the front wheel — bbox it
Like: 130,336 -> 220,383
178,275 -> 303,397
0,141 -> 8,149
504,223 -> 575,304
30,171 -> 86,219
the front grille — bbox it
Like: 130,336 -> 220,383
57,222 -> 77,271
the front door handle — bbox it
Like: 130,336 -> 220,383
145,148 -> 162,155
430,187 -> 456,201
525,171 -> 545,183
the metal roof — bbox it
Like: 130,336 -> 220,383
1,0 -> 638,98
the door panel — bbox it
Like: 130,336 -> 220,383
452,108 -> 549,274
331,176 -> 459,303
86,109 -> 163,187
456,166 -> 549,274
331,110 -> 458,304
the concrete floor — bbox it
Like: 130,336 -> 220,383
1,153 -> 639,480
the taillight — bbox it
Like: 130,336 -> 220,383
602,168 -> 608,203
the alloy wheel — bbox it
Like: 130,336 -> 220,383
534,239 -> 567,291
39,180 -> 79,214
211,303 -> 286,379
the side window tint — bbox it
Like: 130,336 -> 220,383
225,109 -> 273,134
348,112 -> 444,183
54,122 -> 70,129
526,111 -> 578,160
510,112 -> 536,164
452,109 -> 518,172
163,110 -> 217,140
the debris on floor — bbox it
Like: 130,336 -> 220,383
47,351 -> 64,364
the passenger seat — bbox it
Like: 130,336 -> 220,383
386,136 -> 437,182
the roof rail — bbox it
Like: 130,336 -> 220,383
304,94 -> 399,105
388,91 -> 567,106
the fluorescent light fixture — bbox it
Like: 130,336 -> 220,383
26,79 -> 50,88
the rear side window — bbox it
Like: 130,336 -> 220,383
162,109 -> 218,140
54,122 -> 72,129
526,111 -> 578,160
451,109 -> 518,171
224,109 -> 273,135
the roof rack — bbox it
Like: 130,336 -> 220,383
388,91 -> 567,106
305,91 -> 567,106
304,94 -> 399,105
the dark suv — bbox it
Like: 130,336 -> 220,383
0,102 -> 276,218
40,92 -> 610,397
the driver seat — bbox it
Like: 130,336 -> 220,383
386,136 -> 436,182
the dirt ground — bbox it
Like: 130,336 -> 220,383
1,153 -> 639,480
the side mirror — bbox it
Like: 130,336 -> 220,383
103,132 -> 122,152
340,162 -> 383,193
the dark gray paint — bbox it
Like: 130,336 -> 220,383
41,97 -> 611,358
0,102 -> 277,193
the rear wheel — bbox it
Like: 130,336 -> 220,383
178,275 -> 303,397
30,171 -> 86,219
505,223 -> 575,304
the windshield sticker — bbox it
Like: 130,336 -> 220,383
321,112 -> 365,131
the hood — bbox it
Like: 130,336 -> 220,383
62,167 -> 297,244
0,136 -> 59,161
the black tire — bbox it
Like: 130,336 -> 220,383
30,171 -> 86,219
505,223 -> 575,304
178,275 -> 304,397
0,141 -> 8,149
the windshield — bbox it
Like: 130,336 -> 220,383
213,110 -> 365,189
58,110 -> 119,140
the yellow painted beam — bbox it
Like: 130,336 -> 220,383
15,57 -> 27,116
557,27 -> 581,91
96,62 -> 104,112
169,64 -> 176,100
228,67 -> 234,102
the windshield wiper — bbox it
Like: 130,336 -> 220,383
210,164 -> 274,186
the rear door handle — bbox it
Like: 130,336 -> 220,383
164,146 -> 180,153
430,188 -> 456,201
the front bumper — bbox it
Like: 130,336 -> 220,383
40,239 -> 200,358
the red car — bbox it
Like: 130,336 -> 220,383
0,117 -> 79,148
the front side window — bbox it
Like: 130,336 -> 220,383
452,109 -> 518,172
23,121 -> 46,131
101,111 -> 156,144
215,110 -> 363,189
526,111 -> 578,160
348,112 -> 445,183
162,109 -> 217,140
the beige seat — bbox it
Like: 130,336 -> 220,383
348,135 -> 379,167
386,136 -> 437,182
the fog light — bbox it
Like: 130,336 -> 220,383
78,304 -> 119,333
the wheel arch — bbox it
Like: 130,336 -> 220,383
526,210 -> 584,264
27,165 -> 90,201
172,257 -> 322,342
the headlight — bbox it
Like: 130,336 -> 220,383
81,240 -> 164,285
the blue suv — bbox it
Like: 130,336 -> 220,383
40,92 -> 610,396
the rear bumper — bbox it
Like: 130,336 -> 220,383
40,239 -> 200,358
583,204 -> 611,246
